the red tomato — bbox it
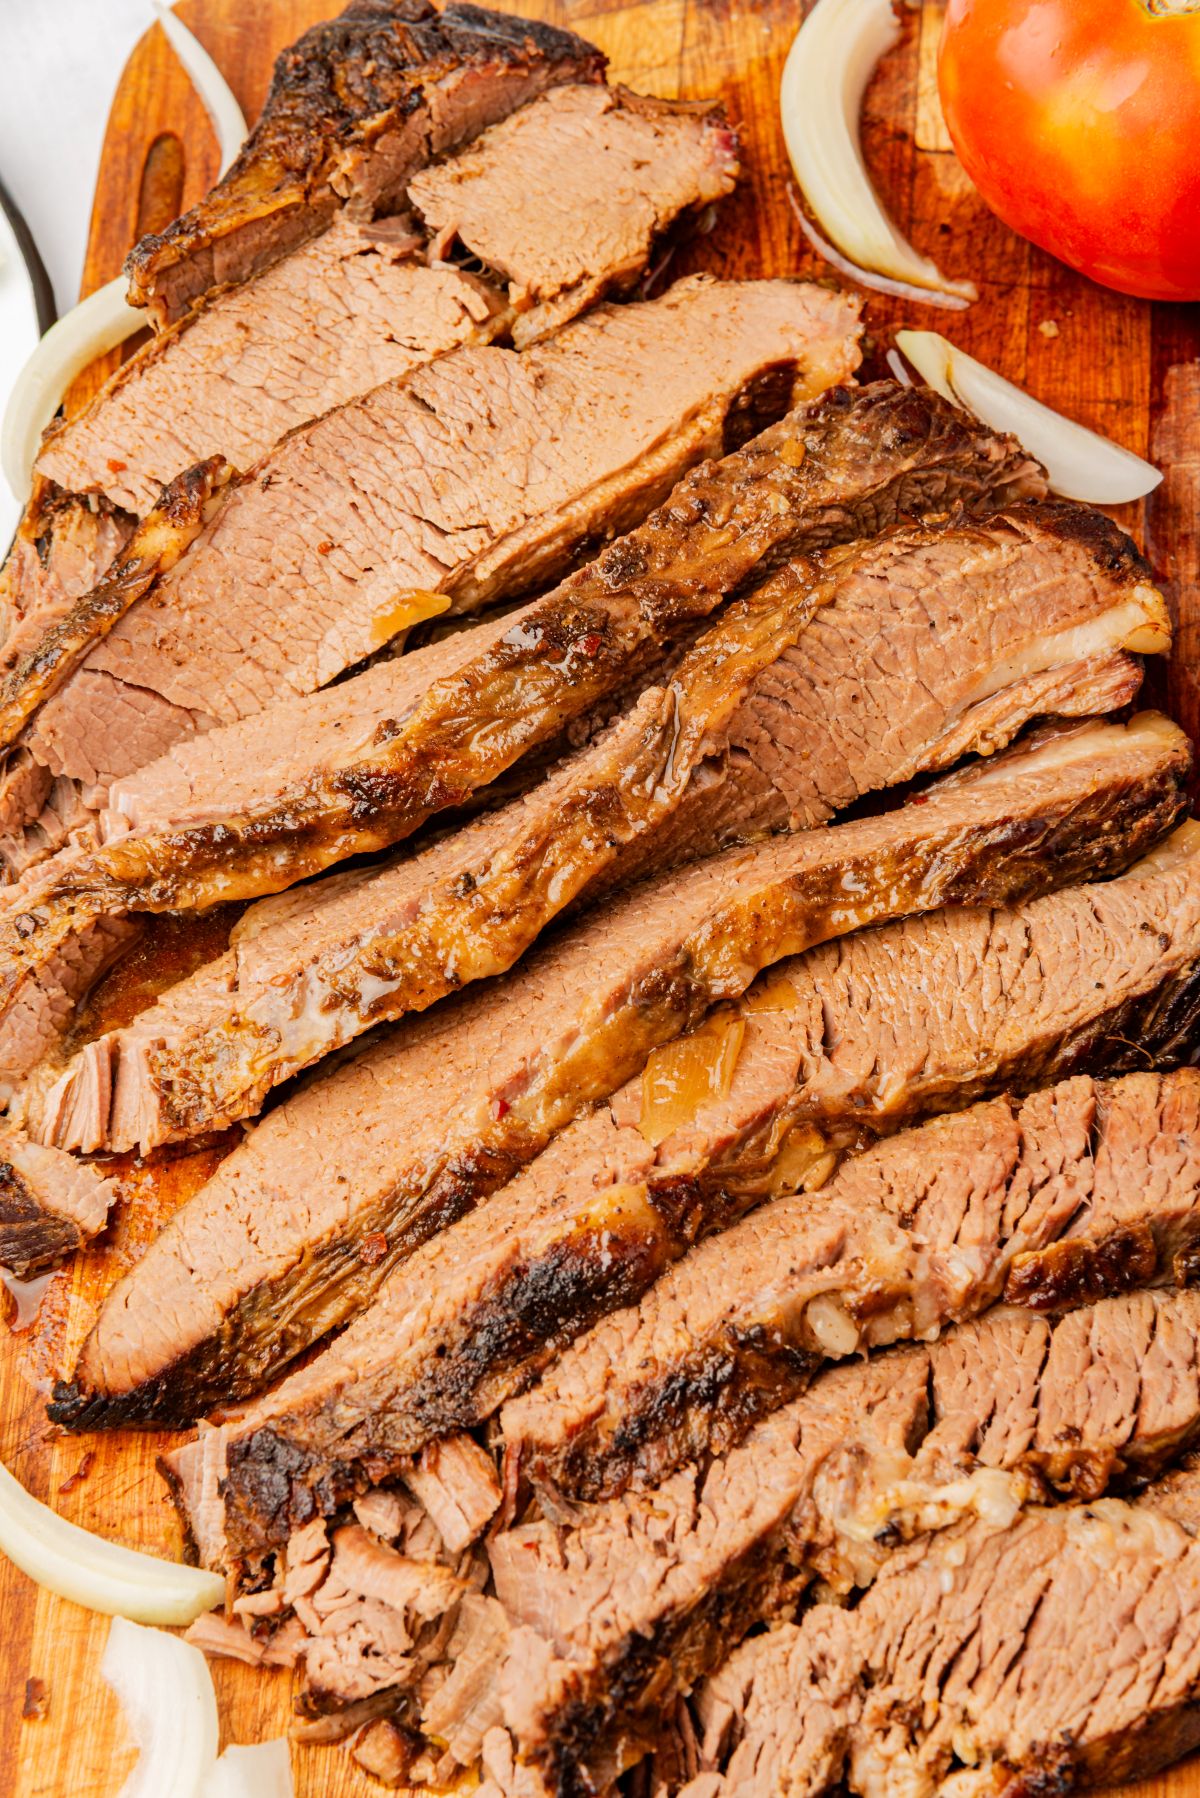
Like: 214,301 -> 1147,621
938,0 -> 1200,302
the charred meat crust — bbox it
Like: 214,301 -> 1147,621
0,1160 -> 80,1277
55,724 -> 1188,1440
26,381 -> 1034,919
532,1197 -> 1200,1511
214,1175 -> 724,1560
125,2 -> 606,325
1028,491 -> 1156,582
50,1130 -> 544,1431
542,1545 -> 817,1798
225,756 -> 1193,1519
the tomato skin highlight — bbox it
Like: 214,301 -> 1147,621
938,0 -> 1200,301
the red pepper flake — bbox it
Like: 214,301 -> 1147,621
576,633 -> 603,657
492,1096 -> 511,1120
23,1677 -> 47,1720
359,1232 -> 388,1266
908,793 -> 929,806
105,458 -> 127,474
58,1450 -> 94,1496
317,539 -> 334,555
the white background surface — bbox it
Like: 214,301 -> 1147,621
0,0 -> 150,315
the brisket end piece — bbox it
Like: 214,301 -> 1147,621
0,1122 -> 116,1276
53,711 -> 1189,1437
0,458 -> 234,757
125,1 -> 606,328
0,487 -> 134,672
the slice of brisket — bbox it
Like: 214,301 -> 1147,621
503,1066 -> 1200,1504
21,277 -> 862,797
42,217 -> 500,519
31,497 -> 1165,1149
8,378 -> 1034,911
38,86 -> 738,519
198,1284 -> 1200,1765
48,713 -> 1190,1430
0,493 -> 132,678
0,460 -> 233,756
0,1118 -> 117,1275
477,1286 -> 1200,1795
125,2 -> 606,328
682,1457 -> 1200,1798
406,85 -> 738,347
174,1057 -> 1200,1581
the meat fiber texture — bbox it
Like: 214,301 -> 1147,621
479,1290 -> 1200,1796
181,1283 -> 1200,1781
49,713 -> 1189,1433
26,498 -> 1167,1152
680,1462 -> 1200,1798
169,1058 -> 1200,1585
38,85 -> 739,519
23,277 -> 860,800
125,0 -> 607,327
501,1065 -> 1200,1504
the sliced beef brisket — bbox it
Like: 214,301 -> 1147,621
0,380 -> 1042,1091
7,379 -> 1034,916
38,86 -> 738,519
683,1458 -> 1200,1798
31,498 -> 1167,1149
0,1119 -> 117,1275
125,1 -> 606,327
48,713 -> 1191,1429
476,1288 -> 1200,1795
173,1057 -> 1200,1580
22,278 -> 861,797
406,85 -> 737,346
202,1286 -> 1200,1766
0,494 -> 132,676
503,1067 -> 1200,1503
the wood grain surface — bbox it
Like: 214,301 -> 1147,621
4,1 -> 1200,1792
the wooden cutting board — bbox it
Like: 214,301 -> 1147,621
2,2 -> 1199,1792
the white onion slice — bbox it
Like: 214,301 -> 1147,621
102,1616 -> 219,1798
1,279 -> 142,501
884,346 -> 913,388
780,0 -> 976,306
151,0 -> 247,173
203,1740 -> 296,1798
0,1267 -> 55,1329
896,330 -> 1163,505
0,8 -> 248,503
788,188 -> 969,312
0,1456 -> 224,1623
